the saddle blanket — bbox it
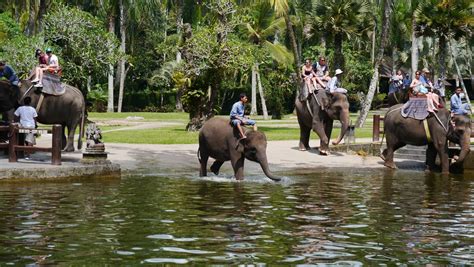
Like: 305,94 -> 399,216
42,73 -> 65,95
401,98 -> 429,120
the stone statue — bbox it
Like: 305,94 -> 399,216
85,123 -> 103,149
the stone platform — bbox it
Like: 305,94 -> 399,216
0,150 -> 120,181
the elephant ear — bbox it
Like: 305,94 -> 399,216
235,137 -> 247,153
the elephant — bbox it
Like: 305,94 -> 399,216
295,89 -> 350,155
381,104 -> 471,174
0,80 -> 85,152
198,117 -> 281,181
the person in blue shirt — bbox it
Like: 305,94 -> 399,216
230,93 -> 257,139
0,61 -> 20,88
450,87 -> 471,115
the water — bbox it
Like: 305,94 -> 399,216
0,169 -> 473,265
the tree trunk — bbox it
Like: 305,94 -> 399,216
284,13 -> 300,79
117,0 -> 126,113
251,63 -> 257,115
437,35 -> 446,81
334,32 -> 344,70
37,0 -> 49,33
410,17 -> 418,79
357,0 -> 392,128
256,67 -> 269,120
87,75 -> 92,92
107,16 -> 115,112
371,24 -> 376,64
25,0 -> 38,36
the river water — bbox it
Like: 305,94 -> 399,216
0,169 -> 473,265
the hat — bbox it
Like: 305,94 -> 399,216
422,68 -> 430,73
335,69 -> 343,75
46,48 -> 52,53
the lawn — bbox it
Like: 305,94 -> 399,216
89,112 -> 376,144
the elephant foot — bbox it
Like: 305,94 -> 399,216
384,161 -> 397,169
210,165 -> 219,175
319,149 -> 329,156
331,140 -> 340,146
63,147 -> 75,152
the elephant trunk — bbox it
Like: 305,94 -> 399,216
333,111 -> 350,145
455,132 -> 471,163
257,152 -> 281,182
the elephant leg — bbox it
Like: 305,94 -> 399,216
61,125 -> 67,150
324,119 -> 334,145
384,141 -> 405,169
64,123 -> 77,152
210,160 -> 224,175
425,143 -> 437,172
231,155 -> 245,180
433,139 -> 449,174
298,123 -> 311,151
313,121 -> 329,155
199,149 -> 209,177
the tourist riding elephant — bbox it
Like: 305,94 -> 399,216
381,104 -> 471,174
198,117 -> 281,181
295,90 -> 350,155
0,80 -> 85,152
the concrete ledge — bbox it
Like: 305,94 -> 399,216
0,162 -> 121,181
330,142 -> 383,156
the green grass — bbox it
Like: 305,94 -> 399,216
88,112 -> 189,121
96,113 -> 372,144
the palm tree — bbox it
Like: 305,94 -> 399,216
269,0 -> 300,78
356,0 -> 392,127
242,1 -> 293,118
313,0 -> 373,70
415,0 -> 472,81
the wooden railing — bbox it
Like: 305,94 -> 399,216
0,124 -> 62,165
372,114 -> 384,142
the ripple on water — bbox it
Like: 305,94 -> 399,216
115,250 -> 135,256
155,247 -> 214,255
142,258 -> 189,264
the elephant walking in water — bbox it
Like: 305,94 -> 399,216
295,90 -> 350,155
198,117 -> 280,181
381,104 -> 471,174
0,80 -> 85,152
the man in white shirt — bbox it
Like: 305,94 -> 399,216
327,69 -> 347,94
14,97 -> 38,158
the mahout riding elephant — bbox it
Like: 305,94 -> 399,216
381,104 -> 471,174
295,89 -> 350,155
387,88 -> 409,107
198,117 -> 281,181
0,80 -> 85,151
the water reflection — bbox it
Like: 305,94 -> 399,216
0,169 -> 472,265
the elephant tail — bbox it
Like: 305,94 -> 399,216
77,103 -> 86,150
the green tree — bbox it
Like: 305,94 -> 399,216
314,0 -> 373,70
416,0 -> 472,80
42,5 -> 121,92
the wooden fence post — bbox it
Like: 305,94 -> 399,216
51,125 -> 62,165
373,114 -> 380,142
8,124 -> 17,162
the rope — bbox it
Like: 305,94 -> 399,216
36,93 -> 44,113
19,84 -> 34,102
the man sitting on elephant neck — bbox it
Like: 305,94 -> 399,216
327,69 -> 347,94
230,93 -> 257,139
0,61 -> 20,89
451,87 -> 471,115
